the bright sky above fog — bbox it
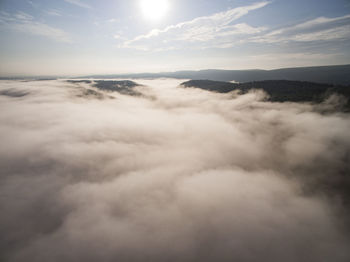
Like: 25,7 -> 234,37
0,0 -> 350,76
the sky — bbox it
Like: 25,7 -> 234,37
0,0 -> 350,76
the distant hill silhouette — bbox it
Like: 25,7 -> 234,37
81,64 -> 350,85
1,64 -> 349,85
181,79 -> 350,109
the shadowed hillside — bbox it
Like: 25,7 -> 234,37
67,80 -> 142,96
181,79 -> 350,108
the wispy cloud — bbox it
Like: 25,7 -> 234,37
118,1 -> 350,52
27,0 -> 38,8
249,14 -> 350,43
108,18 -> 119,23
14,11 -> 34,20
45,9 -> 63,17
64,0 -> 92,9
119,2 -> 270,51
114,34 -> 126,40
0,11 -> 72,43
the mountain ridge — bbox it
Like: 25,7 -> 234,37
80,64 -> 350,85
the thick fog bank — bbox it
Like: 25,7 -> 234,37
0,79 -> 350,262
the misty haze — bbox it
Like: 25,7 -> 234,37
1,0 -> 350,262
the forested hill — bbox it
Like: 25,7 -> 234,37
181,80 -> 350,107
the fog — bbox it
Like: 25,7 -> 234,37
0,79 -> 350,262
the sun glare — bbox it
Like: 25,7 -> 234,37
140,0 -> 170,21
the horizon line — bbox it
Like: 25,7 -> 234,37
1,63 -> 349,79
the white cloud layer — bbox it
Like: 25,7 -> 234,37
0,79 -> 350,262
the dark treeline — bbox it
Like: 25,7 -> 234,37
181,79 -> 350,108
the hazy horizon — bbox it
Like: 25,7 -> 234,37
1,63 -> 350,78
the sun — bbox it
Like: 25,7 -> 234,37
140,0 -> 170,21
